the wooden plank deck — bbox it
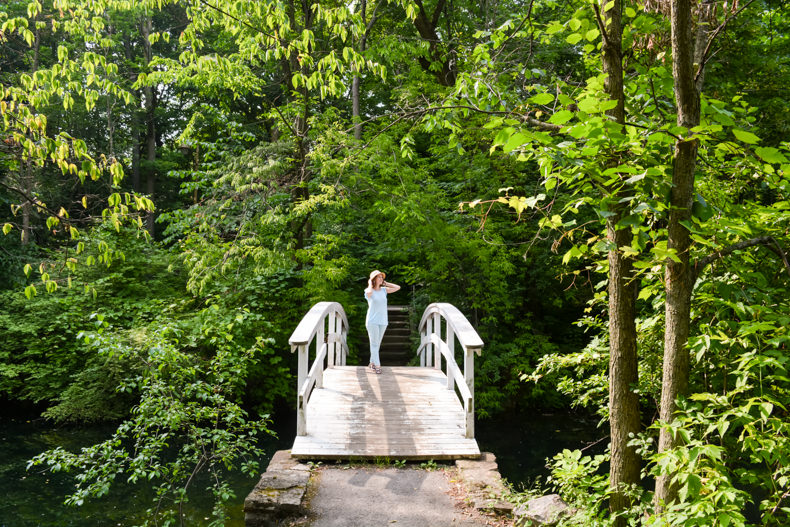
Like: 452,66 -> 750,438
291,366 -> 481,460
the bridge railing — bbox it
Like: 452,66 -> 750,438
289,302 -> 349,436
416,303 -> 483,439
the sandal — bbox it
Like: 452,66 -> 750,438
375,366 -> 382,374
369,363 -> 376,371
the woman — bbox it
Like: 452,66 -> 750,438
364,270 -> 401,374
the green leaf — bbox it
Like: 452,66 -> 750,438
546,21 -> 564,34
503,132 -> 529,153
732,128 -> 760,144
577,98 -> 598,113
755,147 -> 788,164
566,33 -> 582,45
549,110 -> 574,125
529,93 -> 555,105
24,284 -> 37,299
585,29 -> 600,41
2,223 -> 11,235
687,473 -> 701,499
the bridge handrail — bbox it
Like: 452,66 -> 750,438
289,301 -> 349,436
417,303 -> 483,353
417,303 -> 483,438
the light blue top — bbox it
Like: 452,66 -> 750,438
365,288 -> 388,326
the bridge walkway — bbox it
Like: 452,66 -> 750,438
291,366 -> 479,459
288,302 -> 483,460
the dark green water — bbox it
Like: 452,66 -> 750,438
476,411 -> 605,490
1,410 -> 602,526
0,415 -> 294,527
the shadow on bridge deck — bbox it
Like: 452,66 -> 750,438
291,366 -> 480,460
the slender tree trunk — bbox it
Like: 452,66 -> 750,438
284,0 -> 314,251
655,0 -> 702,510
123,32 -> 141,192
106,21 -> 115,159
141,16 -> 157,236
21,20 -> 42,244
351,0 -> 365,140
600,2 -> 641,523
20,154 -> 32,245
352,0 -> 381,141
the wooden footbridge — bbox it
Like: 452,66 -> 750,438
288,302 -> 483,460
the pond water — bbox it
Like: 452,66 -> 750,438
0,409 -> 603,526
476,410 -> 606,490
0,413 -> 295,527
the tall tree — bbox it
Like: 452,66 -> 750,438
598,0 -> 641,522
352,0 -> 382,140
140,15 -> 158,236
655,0 -> 718,508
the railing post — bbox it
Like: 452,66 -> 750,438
464,346 -> 476,438
297,343 -> 308,436
316,317 -> 325,389
424,315 -> 432,367
334,311 -> 340,365
327,311 -> 335,368
340,319 -> 347,365
433,312 -> 441,369
446,325 -> 455,390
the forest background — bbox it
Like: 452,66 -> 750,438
1,0 -> 789,526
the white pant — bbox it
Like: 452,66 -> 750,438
366,323 -> 387,366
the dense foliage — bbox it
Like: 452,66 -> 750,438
1,0 -> 788,525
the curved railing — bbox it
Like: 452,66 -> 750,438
289,302 -> 349,436
417,303 -> 484,438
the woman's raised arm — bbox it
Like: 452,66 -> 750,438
383,281 -> 401,294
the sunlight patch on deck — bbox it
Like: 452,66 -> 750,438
291,366 -> 481,460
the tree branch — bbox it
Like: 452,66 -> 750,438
491,2 -> 534,63
0,180 -> 68,225
195,0 -> 281,43
695,0 -> 758,85
592,2 -> 611,50
351,103 -> 562,153
693,235 -> 790,283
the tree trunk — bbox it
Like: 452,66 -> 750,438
123,31 -> 141,192
600,2 -> 641,523
607,214 -> 641,525
412,0 -> 456,86
20,155 -> 32,245
352,0 -> 365,140
283,0 -> 314,251
21,20 -> 42,244
141,16 -> 157,236
655,0 -> 702,510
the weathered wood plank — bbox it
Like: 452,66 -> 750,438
290,366 -> 480,460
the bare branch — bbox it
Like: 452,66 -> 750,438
695,0 -> 758,85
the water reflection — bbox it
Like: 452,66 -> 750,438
475,411 -> 606,490
0,415 -> 294,527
